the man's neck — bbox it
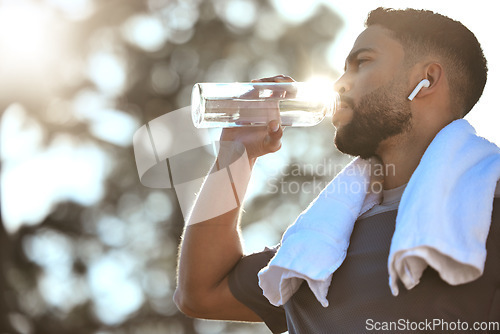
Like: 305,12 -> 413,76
376,128 -> 437,190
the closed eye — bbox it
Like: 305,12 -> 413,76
344,48 -> 376,72
357,58 -> 371,66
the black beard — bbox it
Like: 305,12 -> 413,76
335,84 -> 412,159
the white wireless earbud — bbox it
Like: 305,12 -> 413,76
408,79 -> 430,101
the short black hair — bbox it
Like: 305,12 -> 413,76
366,7 -> 487,117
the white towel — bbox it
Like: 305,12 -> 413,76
258,119 -> 500,307
258,157 -> 384,307
388,119 -> 500,295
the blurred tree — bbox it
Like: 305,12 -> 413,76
0,0 -> 345,333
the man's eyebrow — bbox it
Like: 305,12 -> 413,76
344,47 -> 376,71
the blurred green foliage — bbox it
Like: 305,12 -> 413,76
0,0 -> 345,333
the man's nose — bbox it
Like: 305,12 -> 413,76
334,74 -> 351,94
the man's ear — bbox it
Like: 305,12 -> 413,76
418,62 -> 444,98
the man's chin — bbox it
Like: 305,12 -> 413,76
334,130 -> 378,159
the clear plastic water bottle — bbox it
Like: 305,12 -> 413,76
191,82 -> 339,128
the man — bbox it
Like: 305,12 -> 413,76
174,8 -> 500,333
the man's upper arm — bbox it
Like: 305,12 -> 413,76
175,246 -> 286,332
174,259 -> 266,323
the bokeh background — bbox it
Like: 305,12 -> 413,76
1,0 -> 498,333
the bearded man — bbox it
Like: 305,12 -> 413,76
174,8 -> 500,333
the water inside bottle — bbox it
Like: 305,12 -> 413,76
199,98 -> 326,127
